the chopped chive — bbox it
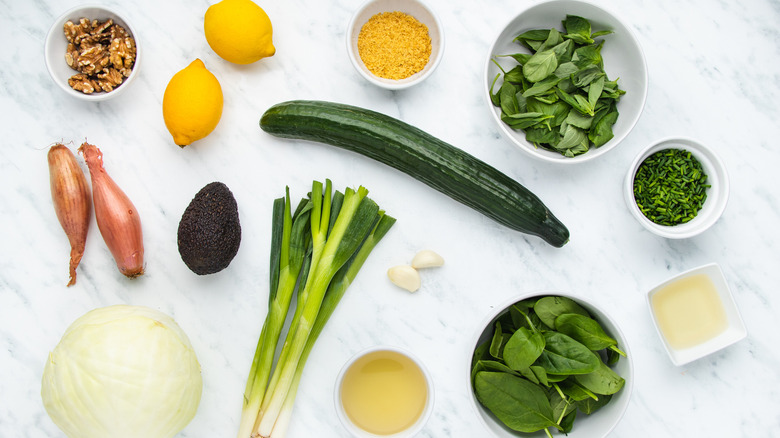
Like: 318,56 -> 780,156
632,148 -> 708,226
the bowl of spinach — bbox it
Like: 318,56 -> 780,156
484,0 -> 648,163
468,293 -> 633,437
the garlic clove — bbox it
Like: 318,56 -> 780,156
411,249 -> 444,269
387,265 -> 421,292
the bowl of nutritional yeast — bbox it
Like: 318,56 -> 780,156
625,137 -> 730,239
346,0 -> 444,90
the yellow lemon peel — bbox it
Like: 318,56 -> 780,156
162,59 -> 223,147
205,0 -> 275,65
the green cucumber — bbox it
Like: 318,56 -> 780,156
259,100 -> 569,247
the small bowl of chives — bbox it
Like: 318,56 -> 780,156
624,137 -> 729,238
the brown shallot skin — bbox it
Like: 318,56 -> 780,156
78,142 -> 145,278
48,144 -> 91,286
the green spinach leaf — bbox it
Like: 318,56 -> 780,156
554,313 -> 617,351
535,296 -> 590,329
575,361 -> 626,395
474,372 -> 559,433
536,331 -> 600,375
504,327 -> 546,371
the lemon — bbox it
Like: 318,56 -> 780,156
162,59 -> 223,147
204,0 -> 275,65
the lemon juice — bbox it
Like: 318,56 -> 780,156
651,273 -> 728,349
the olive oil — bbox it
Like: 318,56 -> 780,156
651,273 -> 728,349
339,349 -> 428,435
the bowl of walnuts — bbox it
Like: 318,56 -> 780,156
45,5 -> 141,101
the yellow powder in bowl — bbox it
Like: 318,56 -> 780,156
357,11 -> 432,80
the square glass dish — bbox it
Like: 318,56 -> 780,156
646,263 -> 747,366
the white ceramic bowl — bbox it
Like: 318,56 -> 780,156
624,137 -> 729,239
335,345 -> 435,438
468,292 -> 633,438
44,4 -> 141,101
346,0 -> 444,90
485,0 -> 648,163
646,263 -> 747,366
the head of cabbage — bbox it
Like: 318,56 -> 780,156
41,305 -> 203,438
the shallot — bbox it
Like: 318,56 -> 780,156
78,142 -> 144,277
48,143 -> 91,286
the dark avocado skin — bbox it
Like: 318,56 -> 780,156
177,182 -> 241,275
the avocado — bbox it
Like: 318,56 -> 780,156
177,182 -> 241,275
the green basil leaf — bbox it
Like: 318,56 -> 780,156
474,372 -> 559,433
527,99 -> 569,127
526,127 -> 560,147
499,81 -> 521,115
535,331 -> 601,375
554,61 -> 579,79
504,327 -> 546,371
555,89 -> 592,115
565,33 -> 594,45
565,109 -> 594,130
554,313 -> 617,351
522,75 -> 562,97
551,39 -> 574,63
589,108 -> 619,147
556,125 -> 588,154
572,41 -> 604,68
514,29 -> 551,43
538,28 -> 564,52
591,30 -> 614,38
501,112 -> 553,130
503,65 -> 525,84
563,15 -> 591,39
489,73 -> 501,107
504,52 -> 533,66
524,49 -> 558,82
572,65 -> 604,88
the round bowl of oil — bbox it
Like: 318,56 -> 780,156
45,4 -> 141,102
334,345 -> 435,437
624,137 -> 730,239
346,0 -> 444,90
467,292 -> 633,438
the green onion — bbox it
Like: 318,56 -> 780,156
237,180 -> 395,438
632,148 -> 709,226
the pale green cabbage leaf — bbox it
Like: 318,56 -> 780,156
41,305 -> 203,438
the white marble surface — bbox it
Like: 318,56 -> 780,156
2,0 -> 779,437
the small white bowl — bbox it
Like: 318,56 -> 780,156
624,137 -> 729,239
468,292 -> 633,438
485,0 -> 648,163
44,4 -> 141,102
346,0 -> 444,90
646,263 -> 747,366
335,345 -> 434,438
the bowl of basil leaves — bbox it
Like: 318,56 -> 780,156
468,293 -> 633,437
484,0 -> 648,163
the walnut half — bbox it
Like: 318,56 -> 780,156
63,18 -> 136,94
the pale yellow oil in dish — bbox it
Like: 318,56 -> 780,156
340,350 -> 428,435
651,273 -> 728,349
